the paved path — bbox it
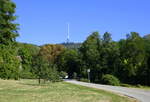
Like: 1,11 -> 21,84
65,80 -> 150,102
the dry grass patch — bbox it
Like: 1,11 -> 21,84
0,79 -> 136,102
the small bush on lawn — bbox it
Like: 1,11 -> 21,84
48,68 -> 62,82
102,74 -> 120,86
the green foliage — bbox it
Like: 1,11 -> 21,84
59,71 -> 68,79
0,0 -> 150,87
17,43 -> 40,79
33,57 -> 61,83
32,55 -> 49,84
102,32 -> 112,44
48,67 -> 61,82
101,33 -> 120,75
32,44 -> 65,83
0,46 -> 20,80
79,32 -> 101,82
118,32 -> 145,84
0,0 -> 19,45
120,84 -> 132,87
57,49 -> 81,78
79,78 -> 89,82
0,0 -> 20,80
102,74 -> 120,86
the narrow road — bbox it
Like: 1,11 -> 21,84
65,80 -> 150,102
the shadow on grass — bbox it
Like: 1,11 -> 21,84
20,83 -> 41,86
19,81 -> 55,86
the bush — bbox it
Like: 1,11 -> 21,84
20,71 -> 36,79
48,68 -> 62,82
120,84 -> 132,87
79,78 -> 89,82
102,74 -> 120,86
59,71 -> 68,79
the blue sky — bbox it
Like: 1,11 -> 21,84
13,0 -> 150,45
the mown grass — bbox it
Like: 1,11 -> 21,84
0,79 -> 136,102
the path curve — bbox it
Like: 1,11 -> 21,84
65,80 -> 150,102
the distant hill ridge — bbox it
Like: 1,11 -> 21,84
61,42 -> 82,49
143,34 -> 150,40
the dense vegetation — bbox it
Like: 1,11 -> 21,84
0,0 -> 150,86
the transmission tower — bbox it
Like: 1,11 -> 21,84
66,23 -> 70,43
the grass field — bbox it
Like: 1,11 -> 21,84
0,79 -> 136,102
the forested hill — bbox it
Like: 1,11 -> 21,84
61,42 -> 82,49
143,34 -> 150,40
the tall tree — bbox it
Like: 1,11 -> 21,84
118,32 -> 145,84
102,32 -> 112,44
0,0 -> 19,45
137,38 -> 150,85
0,0 -> 20,80
101,32 -> 120,75
79,32 -> 102,82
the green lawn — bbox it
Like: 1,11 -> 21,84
0,79 -> 136,102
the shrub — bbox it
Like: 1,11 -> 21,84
79,78 -> 89,82
102,74 -> 120,86
120,84 -> 131,87
59,71 -> 68,79
20,71 -> 36,79
48,68 -> 61,82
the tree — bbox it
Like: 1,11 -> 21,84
0,0 -> 19,45
32,44 -> 64,84
118,32 -> 145,84
79,32 -> 102,82
137,38 -> 150,85
101,32 -> 120,76
39,44 -> 65,64
102,32 -> 112,44
32,55 -> 49,84
0,0 -> 20,80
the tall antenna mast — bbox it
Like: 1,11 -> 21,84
67,23 -> 70,43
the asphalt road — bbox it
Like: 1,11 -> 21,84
65,80 -> 150,102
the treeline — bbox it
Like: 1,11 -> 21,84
57,32 -> 150,86
61,42 -> 81,49
78,32 -> 150,86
